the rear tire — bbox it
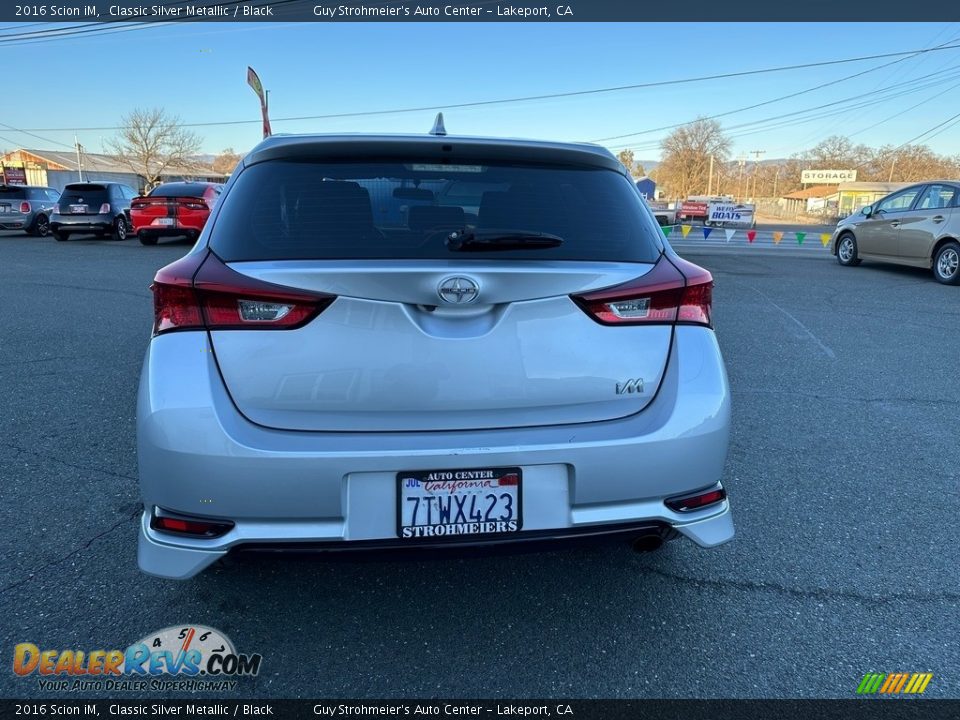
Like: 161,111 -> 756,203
27,214 -> 50,237
933,241 -> 960,285
836,233 -> 861,266
138,231 -> 158,246
53,229 -> 69,242
112,217 -> 128,241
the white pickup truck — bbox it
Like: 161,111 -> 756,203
645,199 -> 677,227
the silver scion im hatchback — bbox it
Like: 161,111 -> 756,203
136,133 -> 734,579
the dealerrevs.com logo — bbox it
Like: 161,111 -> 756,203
13,625 -> 262,692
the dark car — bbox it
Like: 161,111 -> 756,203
130,181 -> 223,245
0,184 -> 61,236
51,182 -> 138,241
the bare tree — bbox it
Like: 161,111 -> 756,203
657,118 -> 731,199
212,148 -> 242,176
107,108 -> 202,189
616,149 -> 636,175
803,135 -> 872,169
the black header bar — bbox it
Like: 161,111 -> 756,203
2,0 -> 960,23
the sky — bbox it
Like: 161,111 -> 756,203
2,21 -> 960,161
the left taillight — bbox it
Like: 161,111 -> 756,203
150,251 -> 335,336
179,197 -> 207,210
571,255 -> 712,328
19,201 -> 30,214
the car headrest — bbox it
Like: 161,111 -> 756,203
294,181 -> 376,238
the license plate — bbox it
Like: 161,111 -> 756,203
70,204 -> 87,213
153,218 -> 175,226
397,467 -> 522,539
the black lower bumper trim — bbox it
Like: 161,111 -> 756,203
233,522 -> 677,559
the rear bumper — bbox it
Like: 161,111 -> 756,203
51,214 -> 113,233
136,326 -> 734,579
0,213 -> 30,229
136,226 -> 201,237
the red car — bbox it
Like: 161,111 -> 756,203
130,182 -> 222,245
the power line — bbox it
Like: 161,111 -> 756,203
603,63 -> 960,152
591,36 -> 960,144
11,41 -> 960,133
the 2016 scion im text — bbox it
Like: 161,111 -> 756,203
136,131 -> 734,579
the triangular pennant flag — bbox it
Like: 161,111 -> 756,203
662,225 -> 672,236
773,231 -> 784,244
681,225 -> 692,238
820,233 -> 831,247
747,230 -> 757,243
796,232 -> 806,245
724,229 -> 736,242
702,227 -> 712,239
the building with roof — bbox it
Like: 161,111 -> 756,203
829,182 -> 912,217
779,185 -> 837,215
0,148 -> 228,192
780,181 -> 913,218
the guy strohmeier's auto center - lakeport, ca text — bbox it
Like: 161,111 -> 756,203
16,3 -> 572,18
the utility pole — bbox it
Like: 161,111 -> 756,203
707,155 -> 714,196
888,156 -> 897,182
74,135 -> 83,182
749,150 -> 765,200
736,155 -> 746,202
773,166 -> 781,199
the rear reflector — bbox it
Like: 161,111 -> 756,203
665,485 -> 727,512
572,255 -> 712,327
151,509 -> 233,538
150,251 -> 335,336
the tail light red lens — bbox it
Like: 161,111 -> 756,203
665,485 -> 727,512
98,203 -> 111,214
53,204 -> 60,214
150,251 -> 335,336
19,201 -> 30,213
572,255 -> 713,327
180,198 -> 207,210
150,509 -> 233,538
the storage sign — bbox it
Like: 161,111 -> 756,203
801,169 -> 857,184
708,202 -> 755,226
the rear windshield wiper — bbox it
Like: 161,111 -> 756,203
445,228 -> 564,252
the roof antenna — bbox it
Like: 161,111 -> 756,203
429,112 -> 447,136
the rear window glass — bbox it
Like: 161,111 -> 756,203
210,160 -> 661,262
60,186 -> 108,205
150,183 -> 209,198
0,186 -> 26,199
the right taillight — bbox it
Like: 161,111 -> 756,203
150,251 -> 335,336
665,484 -> 727,512
98,203 -> 111,214
571,255 -> 713,328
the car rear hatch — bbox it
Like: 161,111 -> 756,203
154,155 -> 709,432
57,184 -> 109,215
0,185 -> 26,218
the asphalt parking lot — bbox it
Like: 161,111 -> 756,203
1,229 -> 958,699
